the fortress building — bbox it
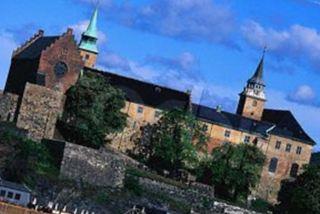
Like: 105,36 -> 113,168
0,8 -> 315,203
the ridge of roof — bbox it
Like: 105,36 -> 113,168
193,104 -> 316,145
15,36 -> 59,59
0,178 -> 31,193
85,67 -> 190,111
85,67 -> 190,96
262,108 -> 315,145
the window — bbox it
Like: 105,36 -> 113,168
296,146 -> 302,155
85,54 -> 90,60
244,136 -> 251,143
203,124 -> 208,132
155,110 -> 161,118
224,130 -> 231,138
137,106 -> 144,113
14,194 -> 21,200
7,192 -> 13,199
0,190 -> 5,197
290,163 -> 299,178
269,158 -> 278,173
275,141 -> 281,150
285,144 -> 292,152
252,100 -> 257,107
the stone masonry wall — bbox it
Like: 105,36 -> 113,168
60,142 -> 128,188
0,91 -> 19,122
16,83 -> 65,141
138,177 -> 214,206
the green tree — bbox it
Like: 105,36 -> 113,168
276,165 -> 320,214
59,72 -> 127,148
0,125 -> 57,182
198,143 -> 266,202
133,108 -> 208,176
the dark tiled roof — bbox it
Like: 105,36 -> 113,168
262,109 -> 316,145
0,179 -> 31,193
85,67 -> 190,111
15,36 -> 59,59
192,104 -> 273,137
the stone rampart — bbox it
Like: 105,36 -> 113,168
16,83 -> 65,141
60,142 -> 127,188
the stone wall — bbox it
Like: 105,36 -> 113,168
136,177 -> 214,210
0,91 -> 19,122
16,83 -> 65,141
60,142 -> 131,188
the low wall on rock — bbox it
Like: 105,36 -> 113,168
60,142 -> 130,188
137,176 -> 215,210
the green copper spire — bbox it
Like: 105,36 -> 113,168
84,8 -> 98,38
79,8 -> 99,53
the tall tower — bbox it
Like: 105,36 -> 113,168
79,8 -> 99,68
236,52 -> 266,121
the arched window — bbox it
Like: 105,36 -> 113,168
290,163 -> 299,178
269,158 -> 278,173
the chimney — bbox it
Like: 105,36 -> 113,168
66,28 -> 73,35
216,105 -> 222,113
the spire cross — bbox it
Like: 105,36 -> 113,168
262,46 -> 267,56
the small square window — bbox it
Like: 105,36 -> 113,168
285,144 -> 292,153
137,106 -> 144,113
244,136 -> 251,143
296,146 -> 302,155
275,141 -> 281,150
7,192 -> 13,199
14,194 -> 21,200
224,130 -> 231,138
155,110 -> 161,118
252,100 -> 258,107
0,190 -> 5,197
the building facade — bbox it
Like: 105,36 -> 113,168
0,8 -> 315,203
0,179 -> 31,206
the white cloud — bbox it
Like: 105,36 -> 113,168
69,20 -> 107,44
287,85 -> 318,106
242,20 -> 320,71
103,0 -> 238,48
0,31 -> 17,90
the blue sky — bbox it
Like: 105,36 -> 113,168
0,0 -> 320,150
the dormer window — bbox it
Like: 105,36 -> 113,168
244,135 -> 251,143
224,130 -> 231,138
137,106 -> 144,114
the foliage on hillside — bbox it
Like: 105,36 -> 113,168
276,165 -> 320,214
0,123 -> 57,183
131,108 -> 208,176
59,72 -> 127,148
197,143 -> 266,202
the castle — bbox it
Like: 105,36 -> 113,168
0,8 -> 315,203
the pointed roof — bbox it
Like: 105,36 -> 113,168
79,8 -> 99,53
248,51 -> 265,85
83,8 -> 98,39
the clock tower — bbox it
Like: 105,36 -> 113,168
236,53 -> 266,121
79,8 -> 99,68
